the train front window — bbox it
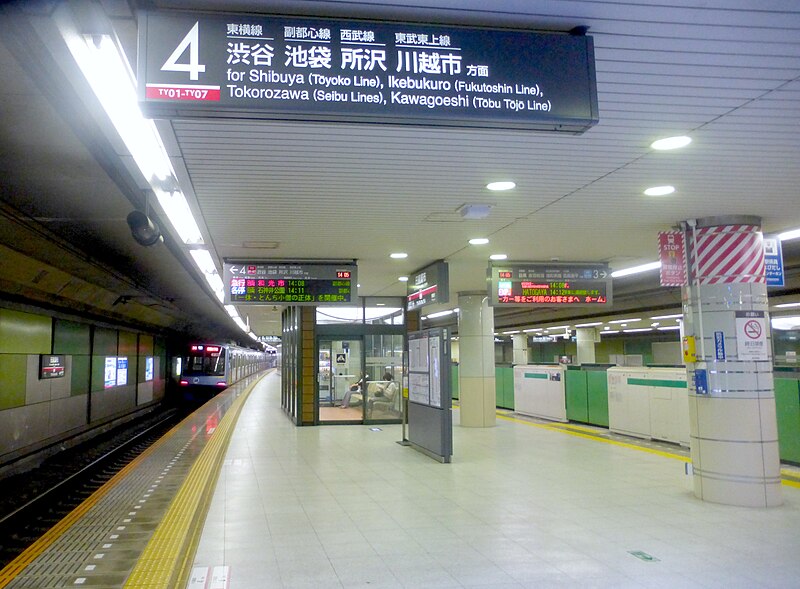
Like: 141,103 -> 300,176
184,349 -> 226,376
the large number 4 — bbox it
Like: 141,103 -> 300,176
161,21 -> 206,81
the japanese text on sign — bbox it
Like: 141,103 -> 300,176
139,11 -> 598,133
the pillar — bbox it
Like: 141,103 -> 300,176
457,292 -> 496,427
512,333 -> 528,365
682,216 -> 782,507
576,328 -> 597,365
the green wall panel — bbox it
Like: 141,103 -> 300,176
0,309 -> 51,354
94,328 -> 117,355
775,378 -> 800,463
70,355 -> 91,397
503,367 -> 514,409
494,366 -> 514,409
53,319 -> 90,355
495,367 -> 504,407
0,354 -> 27,409
451,364 -> 459,399
586,370 -> 609,427
566,370 -> 589,423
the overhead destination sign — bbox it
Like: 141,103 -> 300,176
137,10 -> 598,132
488,262 -> 612,307
223,262 -> 357,305
407,261 -> 449,311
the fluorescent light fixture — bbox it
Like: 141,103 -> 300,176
644,186 -> 676,197
190,249 -> 217,275
574,322 -> 603,328
233,317 -> 248,331
772,316 -> 800,330
486,181 -> 516,191
775,302 -> 800,308
398,276 -> 409,282
545,325 -> 569,330
249,332 -> 259,340
624,328 -> 653,333
69,32 -> 208,248
224,305 -> 239,317
609,318 -> 640,324
390,252 -> 408,259
651,322 -> 660,327
650,313 -> 682,320
523,328 -> 542,333
651,136 -> 692,150
426,309 -> 455,319
658,326 -> 681,331
469,238 -> 489,245
778,228 -> 800,241
601,330 -> 620,335
502,330 -> 520,335
489,254 -> 508,260
611,261 -> 661,278
71,34 -> 172,182
155,189 -> 203,245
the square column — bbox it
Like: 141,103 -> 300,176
457,293 -> 496,427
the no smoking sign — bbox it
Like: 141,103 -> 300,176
735,311 -> 769,361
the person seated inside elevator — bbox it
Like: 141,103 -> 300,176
340,373 -> 364,408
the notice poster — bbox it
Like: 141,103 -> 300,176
104,357 -> 117,389
658,231 -> 687,287
145,357 -> 154,381
429,335 -> 441,408
117,357 -> 129,386
735,311 -> 769,361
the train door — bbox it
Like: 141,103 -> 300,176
317,337 -> 364,424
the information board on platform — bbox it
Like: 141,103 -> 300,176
488,262 -> 612,307
223,262 -> 357,305
138,10 -> 598,132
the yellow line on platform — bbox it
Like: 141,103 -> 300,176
496,411 -> 799,488
124,374 -> 266,589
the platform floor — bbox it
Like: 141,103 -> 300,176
190,373 -> 800,588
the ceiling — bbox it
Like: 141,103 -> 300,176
0,0 -> 799,341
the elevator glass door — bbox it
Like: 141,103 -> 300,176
318,337 -> 364,424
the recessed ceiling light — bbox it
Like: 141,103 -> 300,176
390,252 -> 408,259
398,276 -> 409,282
469,238 -> 489,245
775,302 -> 800,308
486,181 -> 516,191
644,185 -> 675,196
651,136 -> 692,150
489,254 -> 508,260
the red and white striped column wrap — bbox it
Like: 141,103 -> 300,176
688,224 -> 765,285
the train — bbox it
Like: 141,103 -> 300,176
178,343 -> 277,400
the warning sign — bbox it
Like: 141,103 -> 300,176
735,311 -> 769,361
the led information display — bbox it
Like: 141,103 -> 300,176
138,10 -> 598,133
488,262 -> 612,307
223,262 -> 357,305
407,261 -> 449,311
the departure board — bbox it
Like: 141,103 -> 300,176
223,262 -> 357,305
488,262 -> 612,307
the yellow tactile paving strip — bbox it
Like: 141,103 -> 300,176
0,417 -> 182,588
124,376 -> 263,589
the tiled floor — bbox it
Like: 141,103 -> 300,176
191,372 -> 800,588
